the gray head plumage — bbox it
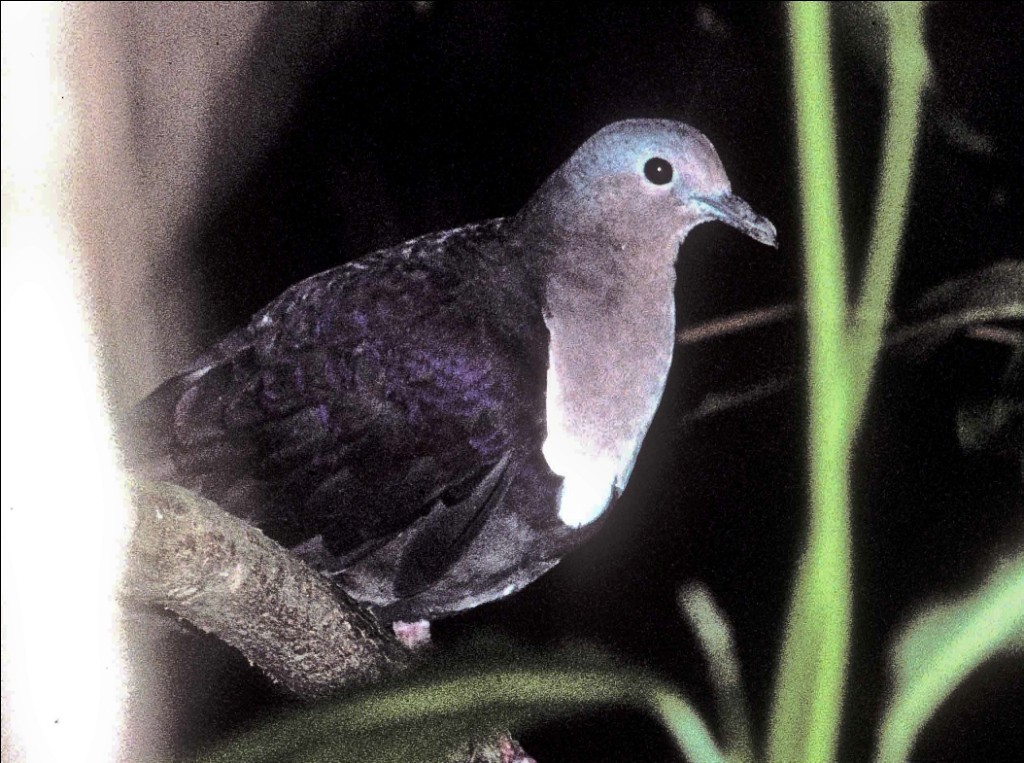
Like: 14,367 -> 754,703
516,119 -> 777,257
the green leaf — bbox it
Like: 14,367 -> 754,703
193,643 -> 726,763
656,692 -> 730,763
875,552 -> 1024,763
679,583 -> 754,763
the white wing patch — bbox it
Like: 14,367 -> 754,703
542,362 -> 641,529
556,470 -> 616,527
541,306 -> 674,529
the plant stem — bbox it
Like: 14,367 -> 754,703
848,3 -> 930,435
770,3 -> 928,761
768,4 -> 852,762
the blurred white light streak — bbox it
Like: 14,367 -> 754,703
2,3 -> 130,762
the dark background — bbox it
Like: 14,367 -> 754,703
136,3 -> 1022,761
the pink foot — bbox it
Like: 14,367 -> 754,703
499,734 -> 537,763
392,619 -> 431,650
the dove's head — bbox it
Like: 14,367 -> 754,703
511,121 -> 777,531
517,119 -> 777,277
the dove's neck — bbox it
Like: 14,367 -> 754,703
538,237 -> 679,528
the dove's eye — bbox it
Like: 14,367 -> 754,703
643,157 -> 673,185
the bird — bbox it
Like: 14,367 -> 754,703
126,119 -> 777,627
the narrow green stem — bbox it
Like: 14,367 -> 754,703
771,3 -> 928,762
768,4 -> 852,762
848,3 -> 930,434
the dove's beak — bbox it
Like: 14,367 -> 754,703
693,192 -> 778,248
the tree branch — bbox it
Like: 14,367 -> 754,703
122,480 -> 531,761
122,479 -> 411,699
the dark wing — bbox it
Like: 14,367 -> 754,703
125,219 -> 542,573
392,450 -> 516,597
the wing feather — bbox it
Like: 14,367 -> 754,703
123,220 -> 538,579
